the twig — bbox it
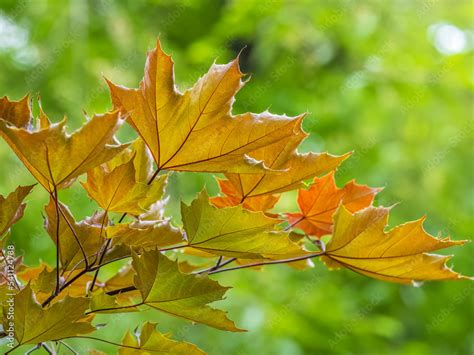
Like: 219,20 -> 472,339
104,248 -> 326,296
25,344 -> 41,354
41,167 -> 163,307
89,211 -> 120,293
85,301 -> 144,315
41,343 -> 54,355
59,336 -> 142,351
106,285 -> 137,296
193,257 -> 237,274
58,340 -> 78,354
41,268 -> 88,307
208,251 -> 325,275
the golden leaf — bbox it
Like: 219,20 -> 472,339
107,40 -> 307,174
0,103 -> 127,192
322,205 -> 470,283
0,185 -> 35,236
81,139 -> 167,215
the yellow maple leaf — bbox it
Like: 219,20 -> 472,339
322,205 -> 470,283
107,40 -> 309,174
0,97 -> 127,192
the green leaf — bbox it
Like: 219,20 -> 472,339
2,284 -> 95,345
119,322 -> 205,354
182,190 -> 307,259
132,249 -> 243,332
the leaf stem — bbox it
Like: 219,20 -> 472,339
59,336 -> 142,350
194,257 -> 237,274
41,267 -> 88,307
24,344 -> 41,354
41,167 -> 163,307
106,285 -> 137,296
41,343 -> 54,355
58,340 -> 78,355
89,211 -> 119,293
5,344 -> 20,354
208,251 -> 325,275
85,301 -> 144,315
104,248 -> 326,296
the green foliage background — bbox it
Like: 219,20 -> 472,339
0,0 -> 472,354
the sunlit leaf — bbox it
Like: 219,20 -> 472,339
223,131 -> 350,200
119,322 -> 205,354
132,249 -> 243,331
182,191 -> 307,259
0,184 -> 35,236
210,177 -> 279,212
2,284 -> 95,345
0,104 -> 127,192
0,95 -> 31,129
81,139 -> 167,215
107,40 -> 306,174
287,172 -> 381,237
322,205 -> 469,283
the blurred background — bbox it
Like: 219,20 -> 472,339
0,0 -> 473,354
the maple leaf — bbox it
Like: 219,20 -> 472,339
44,199 -> 104,270
322,205 -> 470,283
0,184 -> 35,236
286,172 -> 381,237
2,284 -> 95,346
182,191 -> 307,259
119,322 -> 205,355
0,101 -> 127,192
222,130 -> 350,203
107,40 -> 308,174
210,177 -> 280,212
0,95 -> 31,128
81,139 -> 167,215
132,250 -> 242,331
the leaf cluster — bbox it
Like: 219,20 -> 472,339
0,40 -> 470,354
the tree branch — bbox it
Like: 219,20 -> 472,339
41,167 -> 164,307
